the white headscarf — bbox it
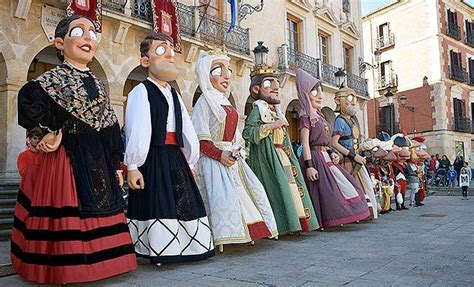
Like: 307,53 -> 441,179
194,50 -> 232,123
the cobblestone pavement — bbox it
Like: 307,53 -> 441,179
1,195 -> 473,286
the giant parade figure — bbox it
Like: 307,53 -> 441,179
331,87 -> 378,219
124,32 -> 215,264
295,69 -> 370,229
192,48 -> 278,253
12,15 -> 137,284
242,43 -> 319,235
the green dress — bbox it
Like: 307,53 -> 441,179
243,102 -> 319,235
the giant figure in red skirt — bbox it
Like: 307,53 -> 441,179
11,15 -> 137,284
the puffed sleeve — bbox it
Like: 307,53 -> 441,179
332,117 -> 345,137
192,97 -> 223,161
124,84 -> 152,171
178,93 -> 199,166
18,81 -> 63,131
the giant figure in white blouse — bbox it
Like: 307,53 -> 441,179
192,49 -> 278,253
124,32 -> 214,265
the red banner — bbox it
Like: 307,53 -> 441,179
152,0 -> 181,52
66,0 -> 102,33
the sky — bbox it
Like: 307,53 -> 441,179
361,0 -> 474,16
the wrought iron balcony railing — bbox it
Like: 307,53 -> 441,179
376,73 -> 398,90
347,73 -> 368,98
321,62 -> 338,87
447,22 -> 461,40
277,46 -> 320,78
176,3 -> 194,37
452,117 -> 472,133
102,1 -> 250,55
375,33 -> 395,49
448,65 -> 467,82
197,11 -> 250,55
465,32 -> 474,47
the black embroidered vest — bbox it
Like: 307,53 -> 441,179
143,80 -> 184,147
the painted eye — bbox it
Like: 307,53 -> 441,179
310,90 -> 318,97
89,30 -> 97,41
347,95 -> 354,102
227,67 -> 233,76
69,27 -> 84,37
155,46 -> 166,56
210,67 -> 222,76
262,80 -> 271,88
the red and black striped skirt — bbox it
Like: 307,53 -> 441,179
11,147 -> 137,284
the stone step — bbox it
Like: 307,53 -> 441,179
0,199 -> 16,208
0,230 -> 11,242
0,208 -> 15,220
0,190 -> 17,199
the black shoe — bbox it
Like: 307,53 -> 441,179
396,206 -> 401,210
401,206 -> 409,210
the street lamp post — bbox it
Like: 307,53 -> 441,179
335,68 -> 347,88
384,90 -> 394,135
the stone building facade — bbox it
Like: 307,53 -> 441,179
0,0 -> 368,183
363,0 -> 474,164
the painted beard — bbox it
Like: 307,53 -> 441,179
258,89 -> 280,105
341,104 -> 357,116
149,61 -> 178,82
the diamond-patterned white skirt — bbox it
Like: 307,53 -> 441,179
128,217 -> 215,263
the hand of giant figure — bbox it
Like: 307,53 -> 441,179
37,130 -> 62,153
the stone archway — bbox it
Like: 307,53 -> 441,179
0,53 -> 8,176
27,45 -> 110,95
244,95 -> 255,116
285,99 -> 301,143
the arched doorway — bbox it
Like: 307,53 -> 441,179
285,99 -> 301,143
27,45 -> 110,94
244,96 -> 255,116
0,53 -> 8,169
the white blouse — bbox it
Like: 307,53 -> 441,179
124,77 -> 199,170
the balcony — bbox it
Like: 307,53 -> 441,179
452,117 -> 472,133
448,65 -> 467,83
376,73 -> 398,91
446,22 -> 461,40
465,32 -> 474,47
197,11 -> 250,55
468,75 -> 474,86
375,33 -> 395,49
347,73 -> 369,98
102,1 -> 250,56
321,62 -> 338,87
277,46 -> 320,78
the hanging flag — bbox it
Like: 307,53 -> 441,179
151,0 -> 182,52
66,0 -> 102,33
227,0 -> 237,32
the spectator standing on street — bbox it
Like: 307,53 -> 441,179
454,156 -> 464,181
463,161 -> 472,181
459,167 -> 470,200
439,155 -> 451,170
429,155 -> 437,180
447,165 -> 458,195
